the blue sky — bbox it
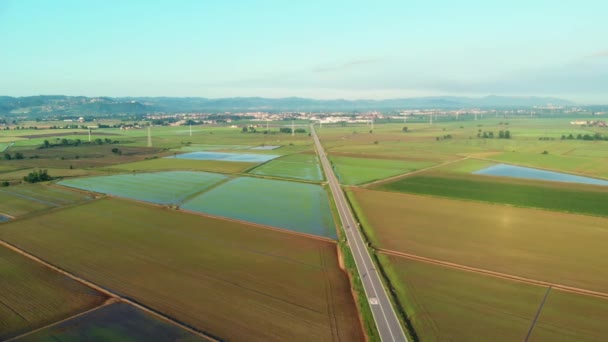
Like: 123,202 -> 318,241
1,0 -> 607,103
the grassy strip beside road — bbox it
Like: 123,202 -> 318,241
374,173 -> 608,217
344,189 -> 418,341
325,185 -> 379,342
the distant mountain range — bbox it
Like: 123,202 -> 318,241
0,95 -> 575,116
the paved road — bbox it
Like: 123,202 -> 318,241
311,126 -> 408,342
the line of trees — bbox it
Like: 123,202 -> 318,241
561,133 -> 608,141
477,130 -> 511,139
23,169 -> 52,183
40,137 -> 119,149
3,152 -> 24,160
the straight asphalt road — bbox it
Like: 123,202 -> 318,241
311,126 -> 408,342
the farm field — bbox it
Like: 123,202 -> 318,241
488,150 -> 608,178
0,198 -> 363,342
174,143 -> 253,151
249,153 -> 324,181
329,155 -> 435,185
529,289 -> 608,341
348,188 -> 608,293
378,254 -> 545,341
0,167 -> 104,181
0,183 -> 93,217
1,144 -> 170,169
182,177 -> 337,239
0,245 -> 106,340
105,125 -> 313,150
105,157 -> 255,174
474,163 -> 608,185
58,171 -> 227,205
173,151 -> 280,163
373,172 -> 608,217
15,302 -> 205,342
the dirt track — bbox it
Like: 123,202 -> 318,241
378,248 -> 608,300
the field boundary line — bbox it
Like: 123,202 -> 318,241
176,176 -> 234,205
361,157 -> 469,187
0,239 -> 219,342
524,286 -> 552,342
377,248 -> 608,300
5,298 -> 119,342
178,207 -> 337,243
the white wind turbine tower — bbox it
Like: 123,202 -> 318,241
147,125 -> 152,147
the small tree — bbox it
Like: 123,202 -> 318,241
505,130 -> 511,139
3,153 -> 11,160
402,126 -> 408,132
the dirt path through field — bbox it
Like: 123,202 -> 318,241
361,157 -> 469,187
377,248 -> 608,300
0,239 -> 218,342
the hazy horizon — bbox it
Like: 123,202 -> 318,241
1,1 -> 607,104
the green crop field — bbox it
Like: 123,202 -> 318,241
329,156 -> 435,185
348,188 -> 608,293
0,245 -> 106,340
378,254 -> 545,341
16,302 -> 205,342
105,157 -> 256,174
182,177 -> 337,239
0,198 -> 363,342
249,153 -> 324,181
431,158 -> 495,173
373,172 -> 608,217
58,171 -> 228,205
0,183 -> 93,217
